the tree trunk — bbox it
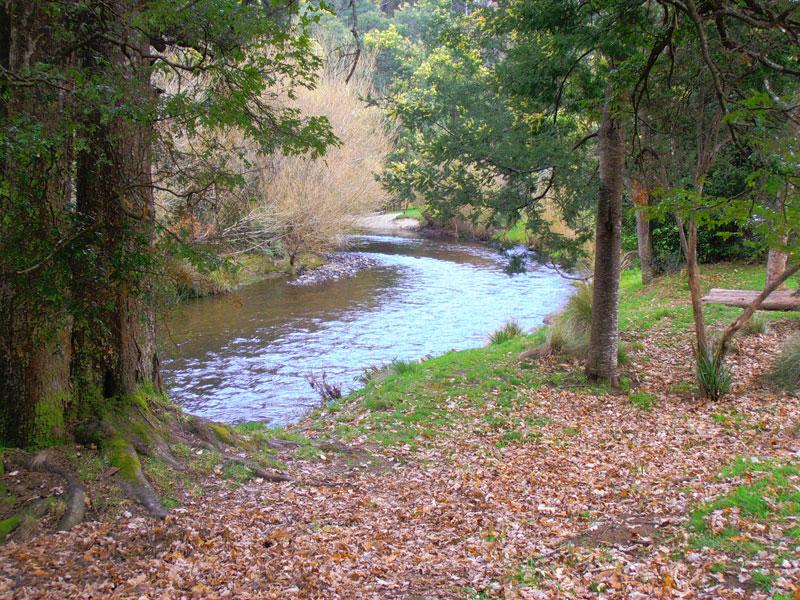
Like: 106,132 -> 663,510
676,215 -> 708,356
586,100 -> 624,386
767,248 -> 789,289
632,178 -> 653,285
0,3 -> 73,447
766,190 -> 789,289
71,0 -> 158,400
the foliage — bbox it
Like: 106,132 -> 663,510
695,348 -> 733,402
255,45 -> 392,264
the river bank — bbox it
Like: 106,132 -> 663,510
2,263 -> 799,598
170,212 -> 424,301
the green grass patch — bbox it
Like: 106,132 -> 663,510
619,264 -> 800,333
397,207 -> 423,220
628,391 -> 656,411
687,457 -> 800,564
314,333 -> 544,447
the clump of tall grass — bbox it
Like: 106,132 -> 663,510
546,282 -> 593,357
356,357 -> 418,384
740,313 -> 767,336
769,335 -> 800,393
489,321 -> 525,345
695,348 -> 732,401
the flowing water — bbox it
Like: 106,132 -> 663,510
160,234 -> 573,424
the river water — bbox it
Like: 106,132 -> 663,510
160,234 -> 573,424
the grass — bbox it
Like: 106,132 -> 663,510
618,264 -> 800,333
489,321 -> 524,345
311,331 -> 546,447
307,262 -> 798,450
769,334 -> 800,393
686,456 -> 800,584
397,207 -> 423,220
545,282 -> 593,358
628,391 -> 656,411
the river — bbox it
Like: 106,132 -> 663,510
160,233 -> 573,424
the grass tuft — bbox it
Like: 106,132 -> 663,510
696,348 -> 732,401
628,391 -> 656,411
489,321 -> 525,345
546,282 -> 592,358
769,335 -> 800,393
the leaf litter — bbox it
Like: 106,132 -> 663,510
1,320 -> 799,598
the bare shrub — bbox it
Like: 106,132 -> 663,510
306,372 -> 342,403
154,42 -> 392,266
254,47 -> 392,267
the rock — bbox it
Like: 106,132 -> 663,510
289,254 -> 376,286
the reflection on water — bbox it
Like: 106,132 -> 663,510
160,234 -> 573,424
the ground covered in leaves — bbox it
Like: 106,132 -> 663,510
1,265 -> 799,599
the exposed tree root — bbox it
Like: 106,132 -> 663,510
110,441 -> 169,519
2,398 -> 305,533
0,496 -> 61,543
5,450 -> 86,532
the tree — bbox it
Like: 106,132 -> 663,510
631,0 -> 800,394
0,1 -> 335,459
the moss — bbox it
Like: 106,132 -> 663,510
32,391 -> 68,448
222,463 -> 252,482
0,514 -> 22,542
208,423 -> 236,446
106,436 -> 141,482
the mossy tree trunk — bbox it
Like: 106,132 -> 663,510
0,2 -> 74,447
1,1 -> 159,446
71,0 -> 159,400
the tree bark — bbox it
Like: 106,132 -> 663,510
71,0 -> 158,399
0,3 -> 73,447
766,248 -> 789,289
631,178 -> 653,285
586,99 -> 624,386
766,189 -> 789,289
676,215 -> 709,356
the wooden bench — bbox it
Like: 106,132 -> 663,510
701,288 -> 800,311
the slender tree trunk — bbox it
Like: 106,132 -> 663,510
586,99 -> 624,386
676,215 -> 708,356
631,178 -> 653,285
766,189 -> 788,289
767,247 -> 789,289
0,3 -> 73,447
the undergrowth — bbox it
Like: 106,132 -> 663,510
769,335 -> 800,393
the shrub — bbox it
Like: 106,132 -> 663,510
740,314 -> 767,336
546,282 -> 593,357
489,321 -> 525,345
696,348 -> 732,401
306,372 -> 342,403
769,335 -> 800,393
